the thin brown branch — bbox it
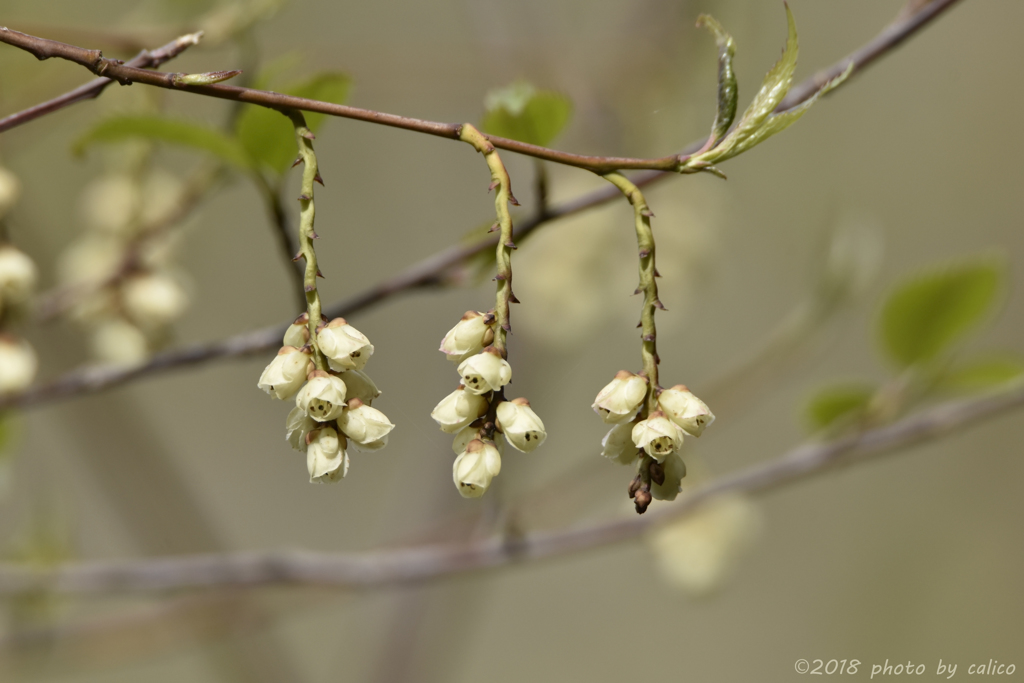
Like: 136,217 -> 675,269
0,0 -> 961,411
0,31 -> 202,134
0,0 -> 963,171
0,384 -> 1017,596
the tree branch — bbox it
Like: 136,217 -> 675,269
0,0 -> 962,411
0,383 -> 1017,596
0,0 -> 962,171
0,30 -> 202,134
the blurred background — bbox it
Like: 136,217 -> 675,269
0,0 -> 1021,681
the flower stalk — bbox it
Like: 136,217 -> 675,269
288,111 -> 327,371
602,172 -> 660,413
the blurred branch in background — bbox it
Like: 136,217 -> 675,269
0,0 -> 964,413
0,382 -> 1019,596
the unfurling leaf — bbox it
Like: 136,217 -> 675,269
880,258 -> 1004,368
696,14 -> 738,147
805,383 -> 876,432
481,81 -> 573,148
681,5 -> 846,173
73,115 -> 252,170
236,71 -> 351,173
935,356 -> 1024,392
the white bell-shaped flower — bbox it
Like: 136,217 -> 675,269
79,174 -> 139,236
317,318 -> 373,371
601,422 -> 639,466
283,312 -> 311,348
452,426 -> 504,456
0,336 -> 36,394
0,245 -> 37,308
337,369 -> 381,405
592,370 -> 648,424
439,310 -> 495,362
650,453 -> 687,501
258,346 -> 313,400
295,371 -> 348,421
338,398 -> 395,451
306,427 -> 348,483
631,411 -> 685,462
495,398 -> 546,452
452,439 -> 502,498
457,346 -> 511,395
658,385 -> 715,437
431,386 -> 489,433
0,166 -> 21,220
121,272 -> 188,331
285,406 -> 318,451
91,319 -> 148,365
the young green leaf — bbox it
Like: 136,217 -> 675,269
235,71 -> 351,174
935,356 -> 1024,392
481,81 -> 573,148
73,115 -> 252,170
696,15 -> 737,147
805,383 -> 876,432
879,258 -> 1004,367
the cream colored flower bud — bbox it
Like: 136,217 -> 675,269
317,318 -> 373,371
495,398 -> 546,452
80,174 -> 140,235
0,167 -> 21,220
0,246 -> 37,308
0,336 -> 36,394
283,313 -> 310,348
338,398 -> 395,451
121,272 -> 188,330
457,347 -> 511,395
91,319 -> 148,365
306,427 -> 348,483
431,386 -> 489,433
285,406 -> 318,451
592,370 -> 648,424
452,439 -> 502,498
338,369 -> 381,405
601,422 -> 639,466
658,385 -> 715,437
258,346 -> 313,400
295,371 -> 348,421
439,310 -> 495,362
650,453 -> 687,501
631,411 -> 685,462
452,426 -> 505,456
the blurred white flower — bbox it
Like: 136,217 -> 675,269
121,272 -> 188,331
0,166 -> 21,220
90,319 -> 149,365
648,495 -> 761,597
0,336 -> 36,394
80,174 -> 140,236
0,245 -> 38,310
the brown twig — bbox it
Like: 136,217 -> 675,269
0,30 -> 202,134
0,383 -> 1017,596
0,0 -> 963,411
0,0 -> 964,171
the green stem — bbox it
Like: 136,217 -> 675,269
288,111 -> 328,371
602,172 -> 660,413
458,123 -> 517,358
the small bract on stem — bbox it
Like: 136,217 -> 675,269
255,111 -> 394,483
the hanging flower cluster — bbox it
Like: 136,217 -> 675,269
595,376 -> 714,506
260,315 -> 394,483
59,162 -> 189,365
0,166 -> 38,395
431,311 -> 547,497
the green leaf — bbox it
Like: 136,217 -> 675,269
74,115 -> 252,170
805,383 -> 876,432
696,15 -> 737,146
880,258 -> 1004,367
935,356 -> 1024,392
481,81 -> 573,147
235,71 -> 351,174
